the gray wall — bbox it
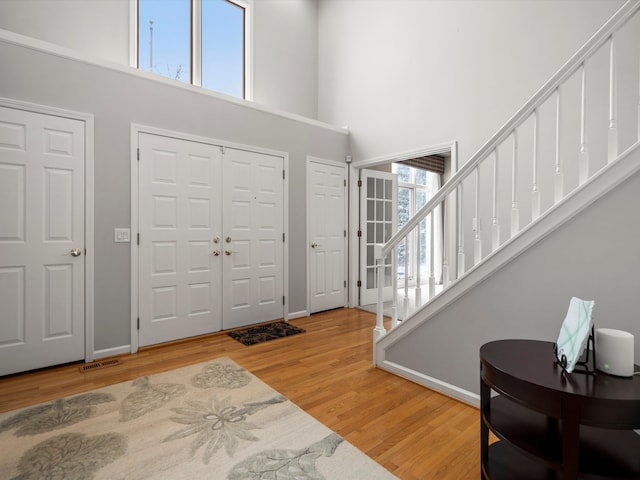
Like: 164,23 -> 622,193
0,38 -> 348,352
386,157 -> 640,395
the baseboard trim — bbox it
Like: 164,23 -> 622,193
287,310 -> 308,320
378,360 -> 480,408
93,345 -> 132,360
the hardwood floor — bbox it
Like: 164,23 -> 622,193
0,308 -> 480,479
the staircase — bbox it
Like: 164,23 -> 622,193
372,0 -> 640,406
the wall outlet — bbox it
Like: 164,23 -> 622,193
114,228 -> 131,243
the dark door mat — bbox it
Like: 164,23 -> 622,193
228,321 -> 306,346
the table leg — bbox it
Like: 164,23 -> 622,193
480,371 -> 490,475
562,402 -> 580,480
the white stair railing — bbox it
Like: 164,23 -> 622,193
373,0 -> 640,341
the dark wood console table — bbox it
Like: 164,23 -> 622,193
480,339 -> 640,479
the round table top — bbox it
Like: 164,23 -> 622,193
480,339 -> 640,402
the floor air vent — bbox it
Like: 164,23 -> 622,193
79,359 -> 120,373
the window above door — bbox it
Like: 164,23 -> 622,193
132,0 -> 252,100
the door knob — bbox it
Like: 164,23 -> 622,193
213,237 -> 220,244
70,247 -> 82,257
225,236 -> 232,243
311,243 -> 320,248
225,250 -> 232,256
212,250 -> 220,256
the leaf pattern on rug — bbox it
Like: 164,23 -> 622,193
12,432 -> 127,480
192,362 -> 252,389
227,433 -> 344,480
119,376 -> 186,422
163,394 -> 287,464
0,393 -> 116,437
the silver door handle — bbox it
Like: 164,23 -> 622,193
70,247 -> 82,257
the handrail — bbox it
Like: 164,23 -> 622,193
381,0 -> 640,259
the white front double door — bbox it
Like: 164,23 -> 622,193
0,106 -> 86,376
138,133 -> 284,347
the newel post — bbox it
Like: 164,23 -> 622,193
373,244 -> 387,342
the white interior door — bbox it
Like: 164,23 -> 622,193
308,160 -> 346,314
138,133 -> 223,346
359,168 -> 397,306
0,106 -> 85,375
222,147 -> 284,329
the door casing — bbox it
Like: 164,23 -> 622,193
130,124 -> 289,353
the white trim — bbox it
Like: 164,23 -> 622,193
130,124 -> 290,350
0,97 -> 96,364
306,157 -> 348,314
379,360 -> 480,407
129,0 -> 137,68
351,142 -> 457,168
94,345 -> 132,360
287,310 -> 308,320
0,28 -> 348,136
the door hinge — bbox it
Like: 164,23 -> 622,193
344,179 -> 347,187
344,230 -> 347,237
357,230 -> 362,237
283,170 -> 286,180
137,148 -> 140,161
357,179 -> 362,188
137,233 -> 140,245
344,280 -> 347,288
283,296 -> 286,305
137,317 -> 140,330
357,280 -> 362,287
283,232 -> 285,242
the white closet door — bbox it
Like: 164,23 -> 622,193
138,133 -> 222,346
222,148 -> 284,329
359,169 -> 397,306
0,106 -> 85,375
309,160 -> 346,314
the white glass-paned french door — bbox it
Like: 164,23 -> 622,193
359,169 -> 397,306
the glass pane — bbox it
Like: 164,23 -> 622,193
367,245 -> 374,266
367,223 -> 374,243
416,189 -> 427,209
415,168 -> 427,186
385,179 -> 393,199
367,200 -> 375,221
367,267 -> 376,289
385,222 -> 392,241
396,164 -> 410,183
376,200 -> 384,221
202,0 -> 245,98
367,177 -> 375,198
376,223 -> 383,243
376,178 -> 384,198
385,200 -> 392,222
139,0 -> 191,83
398,187 -> 410,228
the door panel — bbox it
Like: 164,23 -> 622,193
222,148 -> 284,329
309,161 -> 346,314
359,169 -> 397,306
0,106 -> 85,375
139,134 -> 223,346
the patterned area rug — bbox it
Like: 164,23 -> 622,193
0,357 -> 397,480
228,321 -> 306,346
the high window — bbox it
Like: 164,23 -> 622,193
135,0 -> 250,99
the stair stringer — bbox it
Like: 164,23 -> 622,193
375,141 -> 640,407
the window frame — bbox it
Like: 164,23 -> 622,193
130,0 -> 253,100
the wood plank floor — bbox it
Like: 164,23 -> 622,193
0,308 -> 481,479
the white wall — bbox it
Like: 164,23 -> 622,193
318,0 -> 625,163
0,0 -> 320,119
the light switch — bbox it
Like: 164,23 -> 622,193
114,228 -> 131,243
